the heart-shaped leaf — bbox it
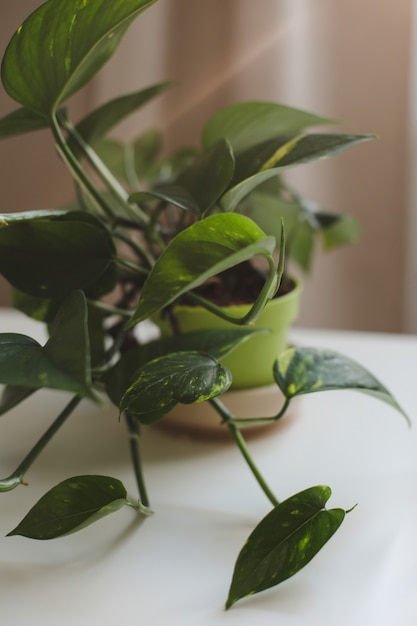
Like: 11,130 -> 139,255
8,475 -> 129,539
0,213 -> 115,298
127,213 -> 276,326
274,347 -> 408,420
119,351 -> 232,423
0,291 -> 95,399
226,485 -> 346,609
104,328 -> 264,406
202,102 -> 335,154
1,0 -> 157,116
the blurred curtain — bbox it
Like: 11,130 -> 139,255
1,0 -> 415,333
405,1 -> 417,333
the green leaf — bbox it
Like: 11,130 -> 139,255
174,139 -> 235,214
7,475 -> 128,539
73,82 -> 170,151
264,133 -> 375,169
127,213 -> 276,326
1,0 -> 158,116
11,289 -> 63,323
232,137 -> 295,184
0,291 -> 96,399
226,485 -> 346,609
0,213 -> 115,298
104,328 -> 264,406
202,101 -> 335,154
119,351 -> 232,423
0,385 -> 37,416
274,347 -> 408,420
0,107 -> 48,139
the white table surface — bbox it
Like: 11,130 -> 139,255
0,309 -> 416,625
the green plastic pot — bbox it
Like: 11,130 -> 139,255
155,278 -> 302,390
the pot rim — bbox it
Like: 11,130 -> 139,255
168,275 -> 303,315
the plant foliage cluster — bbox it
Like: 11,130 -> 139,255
0,0 -> 406,609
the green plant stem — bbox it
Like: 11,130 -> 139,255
209,397 -> 279,507
230,397 -> 291,428
0,395 -> 82,492
50,113 -> 116,221
124,412 -> 150,507
59,115 -> 149,225
116,255 -> 150,276
113,229 -> 155,268
87,298 -> 133,319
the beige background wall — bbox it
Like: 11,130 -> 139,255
0,0 -> 415,332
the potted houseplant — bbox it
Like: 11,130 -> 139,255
0,0 -> 408,610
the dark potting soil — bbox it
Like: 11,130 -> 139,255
183,261 -> 294,307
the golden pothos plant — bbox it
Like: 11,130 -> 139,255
0,0 -> 407,610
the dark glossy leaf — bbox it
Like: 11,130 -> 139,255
128,213 -> 275,325
8,475 -> 128,539
119,351 -> 232,423
0,107 -> 48,139
11,289 -> 63,323
232,137 -> 293,184
0,385 -> 36,416
0,215 -> 114,298
74,82 -> 170,149
267,133 -> 375,169
226,485 -> 345,609
0,291 -> 96,399
202,101 -> 335,154
274,347 -> 408,419
104,328 -> 264,405
1,0 -> 157,116
174,139 -> 235,214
